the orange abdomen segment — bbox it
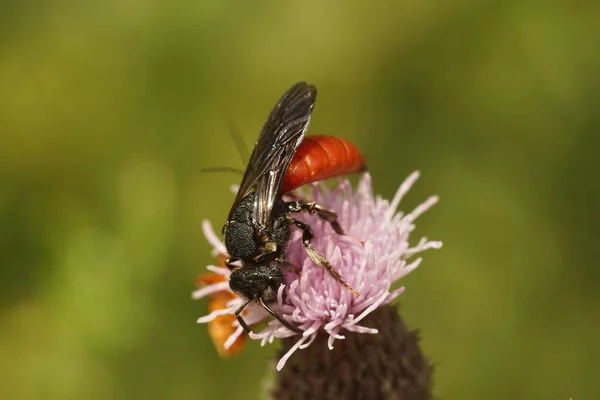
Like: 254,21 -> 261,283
281,135 -> 367,194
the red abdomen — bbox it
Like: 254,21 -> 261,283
281,135 -> 367,194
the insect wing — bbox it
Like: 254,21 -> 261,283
227,82 -> 317,231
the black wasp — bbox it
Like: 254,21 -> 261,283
223,82 -> 360,334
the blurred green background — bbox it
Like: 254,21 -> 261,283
1,1 -> 599,399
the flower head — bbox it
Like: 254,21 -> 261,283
193,172 -> 442,370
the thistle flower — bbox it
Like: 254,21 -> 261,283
193,171 -> 442,375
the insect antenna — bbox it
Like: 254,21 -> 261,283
199,116 -> 249,175
224,115 -> 249,164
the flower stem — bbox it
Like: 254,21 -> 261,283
270,305 -> 433,400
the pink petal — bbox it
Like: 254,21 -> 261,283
277,335 -> 310,371
192,281 -> 230,300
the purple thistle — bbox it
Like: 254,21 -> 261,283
193,171 -> 442,371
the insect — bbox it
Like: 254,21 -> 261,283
223,82 -> 365,334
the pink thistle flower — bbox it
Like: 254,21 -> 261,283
193,171 -> 442,371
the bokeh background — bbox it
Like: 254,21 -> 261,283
2,1 -> 599,399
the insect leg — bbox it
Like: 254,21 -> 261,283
290,218 -> 359,296
287,201 -> 344,235
258,297 -> 304,334
234,297 -> 253,334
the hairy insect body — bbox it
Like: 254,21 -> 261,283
229,263 -> 282,304
225,192 -> 290,308
224,193 -> 290,264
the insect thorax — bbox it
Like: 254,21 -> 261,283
224,193 -> 291,263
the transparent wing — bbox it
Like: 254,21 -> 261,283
227,82 -> 317,232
